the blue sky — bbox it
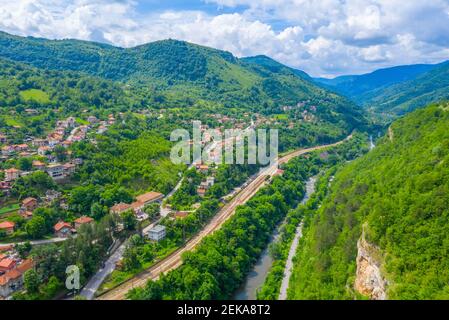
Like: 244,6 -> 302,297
0,0 -> 448,77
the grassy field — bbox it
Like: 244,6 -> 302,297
0,203 -> 20,216
20,89 -> 51,103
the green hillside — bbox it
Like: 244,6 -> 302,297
289,102 -> 449,299
0,31 -> 362,118
361,62 -> 449,115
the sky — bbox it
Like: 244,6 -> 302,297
0,0 -> 448,77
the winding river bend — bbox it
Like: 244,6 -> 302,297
234,176 -> 317,300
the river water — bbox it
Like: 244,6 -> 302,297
233,176 -> 317,300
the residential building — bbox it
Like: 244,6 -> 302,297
46,164 -> 65,180
135,192 -> 164,206
21,197 -> 38,212
197,187 -> 207,197
87,116 -> 98,124
110,203 -> 131,215
32,139 -> 47,147
45,190 -> 61,203
32,160 -> 46,170
4,168 -> 20,182
0,259 -> 34,298
74,216 -> 94,230
147,225 -> 166,242
1,146 -> 14,156
72,158 -> 83,166
20,211 -> 33,220
54,221 -> 73,238
0,258 -> 16,273
38,146 -> 51,156
0,222 -> 15,235
175,211 -> 190,219
63,163 -> 76,175
0,135 -> 7,144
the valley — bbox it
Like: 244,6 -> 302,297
0,29 -> 447,302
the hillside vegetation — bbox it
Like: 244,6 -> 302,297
289,102 -> 449,299
0,31 -> 362,117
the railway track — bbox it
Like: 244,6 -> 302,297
97,136 -> 351,300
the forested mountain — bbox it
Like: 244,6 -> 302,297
289,102 -> 449,300
314,61 -> 449,116
0,31 -> 363,121
315,63 -> 439,99
360,62 -> 449,115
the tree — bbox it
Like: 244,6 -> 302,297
24,269 -> 40,294
123,246 -> 141,271
17,157 -> 32,171
122,210 -> 137,231
91,202 -> 108,220
25,216 -> 47,239
53,145 -> 67,162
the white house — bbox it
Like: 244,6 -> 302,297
147,225 -> 166,242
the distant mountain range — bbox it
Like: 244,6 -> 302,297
0,30 -> 446,120
314,60 -> 449,115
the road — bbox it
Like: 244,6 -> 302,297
97,136 -> 351,300
0,237 -> 67,249
79,240 -> 127,300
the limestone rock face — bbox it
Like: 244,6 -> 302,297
354,234 -> 387,300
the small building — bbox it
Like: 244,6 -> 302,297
74,216 -> 94,230
63,163 -> 76,175
0,258 -> 16,273
197,187 -> 207,197
20,211 -> 33,220
32,160 -> 46,170
175,211 -> 190,219
147,225 -> 166,242
46,164 -> 65,180
0,221 -> 15,235
0,134 -> 7,144
72,158 -> 83,166
1,146 -> 14,156
4,168 -> 20,182
87,116 -> 98,124
38,146 -> 52,156
136,192 -> 164,206
0,259 -> 34,298
130,201 -> 145,215
196,164 -> 209,173
110,203 -> 131,215
54,221 -> 73,238
45,190 -> 62,203
21,197 -> 38,212
32,139 -> 48,147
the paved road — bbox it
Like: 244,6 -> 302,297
0,237 -> 67,249
79,240 -> 127,300
97,136 -> 351,300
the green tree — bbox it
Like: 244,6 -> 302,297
24,269 -> 40,294
25,216 -> 47,239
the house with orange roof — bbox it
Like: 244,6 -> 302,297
54,221 -> 73,238
0,258 -> 16,272
0,259 -> 34,298
21,197 -> 38,212
4,168 -> 20,182
110,203 -> 132,215
32,160 -> 46,170
0,221 -> 15,235
136,192 -> 164,206
74,216 -> 94,230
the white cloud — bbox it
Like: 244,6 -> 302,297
0,0 -> 448,77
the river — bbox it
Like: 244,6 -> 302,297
233,176 -> 317,300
